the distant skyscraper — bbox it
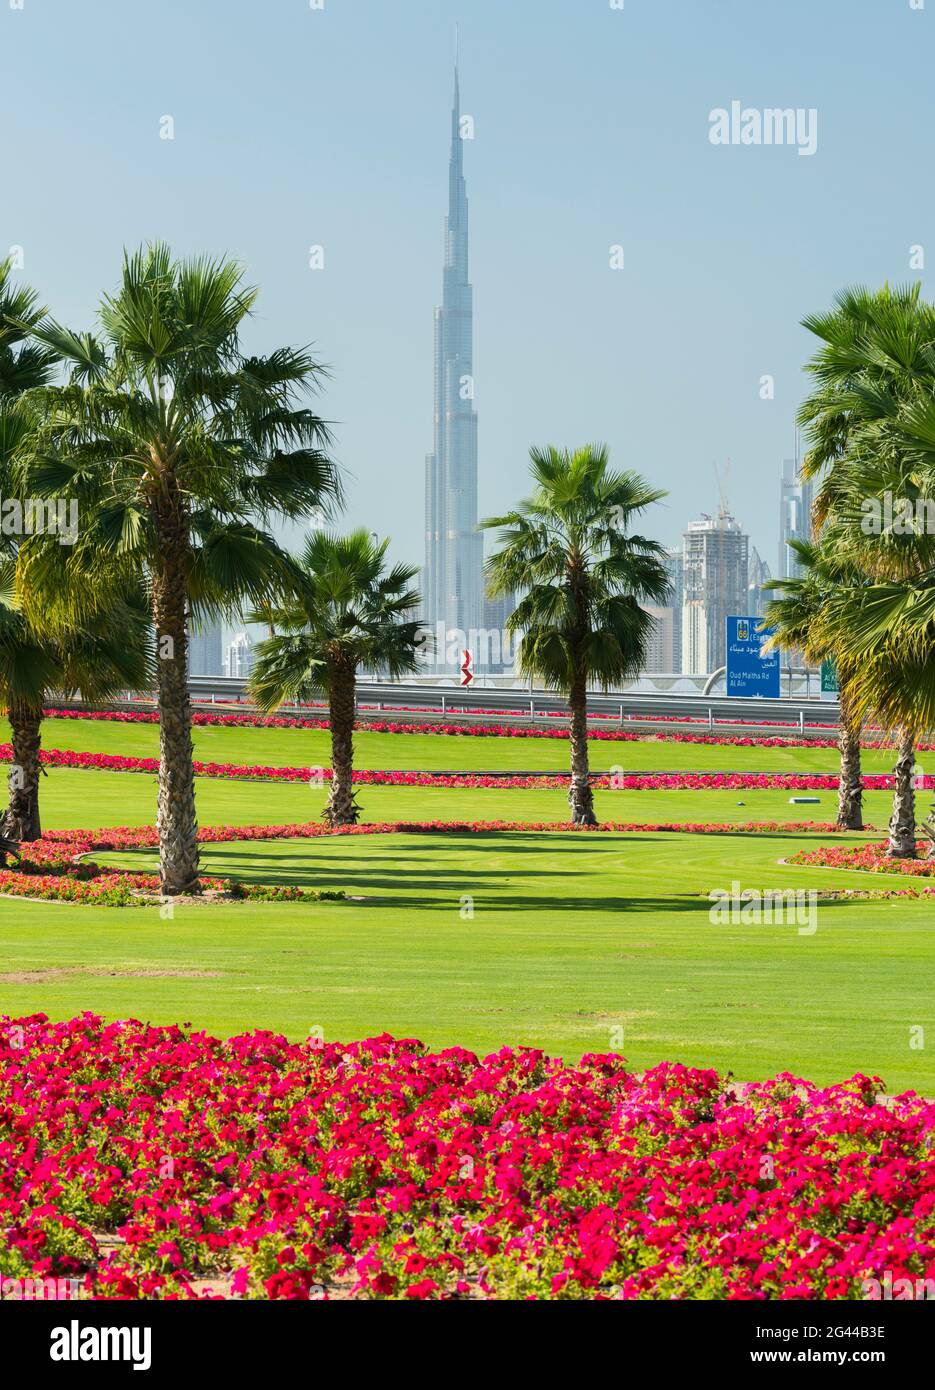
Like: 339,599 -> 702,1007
481,590 -> 517,672
747,546 -> 771,619
422,62 -> 483,661
664,546 -> 683,672
779,456 -> 813,579
189,622 -> 224,677
641,548 -> 682,675
225,632 -> 254,680
681,511 -> 749,674
642,605 -> 675,674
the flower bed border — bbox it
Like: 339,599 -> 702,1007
6,745 -> 923,792
40,817 -> 864,853
788,841 -> 935,878
40,705 -> 926,752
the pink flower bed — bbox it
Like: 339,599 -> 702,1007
789,842 -> 935,877
1,1014 -> 933,1300
7,745 -> 922,792
0,832 -> 347,907
0,868 -> 161,907
0,866 -> 333,907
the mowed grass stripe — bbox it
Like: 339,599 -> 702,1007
17,714 -> 915,774
1,827 -> 933,1089
12,764 -> 902,830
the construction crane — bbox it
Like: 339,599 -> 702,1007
714,457 -> 732,518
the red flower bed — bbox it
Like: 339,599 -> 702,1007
0,866 -> 337,907
0,868 -> 162,907
0,833 -> 347,907
1,1014 -> 933,1300
788,842 -> 935,877
7,745 -> 922,792
39,705 -> 918,750
34,817 -> 857,856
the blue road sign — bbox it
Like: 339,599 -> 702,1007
726,616 -> 780,698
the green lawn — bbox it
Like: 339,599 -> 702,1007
1,733 -> 930,1091
24,713 -> 915,774
14,764 -> 902,830
2,824 -> 933,1089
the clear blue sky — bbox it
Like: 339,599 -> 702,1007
4,0 -> 933,571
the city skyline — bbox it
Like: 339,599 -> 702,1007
188,456 -> 804,680
6,1 -> 933,579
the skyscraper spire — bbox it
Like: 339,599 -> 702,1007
451,23 -> 461,150
450,61 -> 462,172
423,44 -> 483,665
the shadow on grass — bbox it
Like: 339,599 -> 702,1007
347,893 -> 871,916
98,829 -> 887,916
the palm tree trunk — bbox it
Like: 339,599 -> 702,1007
568,672 -> 596,826
152,486 -> 200,895
3,700 -> 43,842
888,729 -> 917,859
836,676 -> 864,831
326,662 -> 358,827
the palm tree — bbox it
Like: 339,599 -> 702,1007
763,541 -> 864,830
0,584 -> 152,840
798,283 -> 935,528
806,559 -> 927,858
767,542 -> 925,856
888,729 -> 919,858
249,530 -> 422,826
796,283 -> 935,856
817,450 -> 935,859
483,445 -> 670,826
21,245 -> 340,893
0,258 -> 56,399
0,260 -> 64,840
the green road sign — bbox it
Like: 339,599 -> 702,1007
820,659 -> 839,698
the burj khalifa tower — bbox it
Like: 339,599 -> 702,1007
422,62 -> 483,659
